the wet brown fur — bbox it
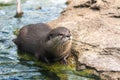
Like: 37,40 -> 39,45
13,23 -> 72,64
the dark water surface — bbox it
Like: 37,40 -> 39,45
0,0 -> 92,80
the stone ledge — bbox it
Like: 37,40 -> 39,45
48,0 -> 120,79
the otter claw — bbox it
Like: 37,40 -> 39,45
44,57 -> 50,64
60,59 -> 68,64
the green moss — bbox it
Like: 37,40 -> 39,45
18,51 -> 76,70
35,59 -> 76,73
18,51 -> 37,61
57,74 -> 68,80
73,69 -> 101,80
0,3 -> 13,6
13,28 -> 19,36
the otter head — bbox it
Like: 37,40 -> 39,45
45,27 -> 72,56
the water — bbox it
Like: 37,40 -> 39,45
0,0 -> 92,80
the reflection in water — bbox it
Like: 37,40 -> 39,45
0,0 -> 92,80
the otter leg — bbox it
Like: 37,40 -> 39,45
35,52 -> 50,64
60,54 -> 69,64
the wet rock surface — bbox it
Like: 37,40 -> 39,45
48,0 -> 120,79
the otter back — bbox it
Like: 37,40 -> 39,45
14,23 -> 51,54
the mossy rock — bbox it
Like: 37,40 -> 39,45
17,51 -> 100,80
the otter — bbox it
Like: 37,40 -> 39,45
13,23 -> 72,64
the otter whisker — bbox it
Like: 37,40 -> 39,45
53,39 -> 61,48
58,43 -> 61,55
53,41 -> 59,48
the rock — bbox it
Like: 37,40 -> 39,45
48,0 -> 120,79
36,6 -> 42,10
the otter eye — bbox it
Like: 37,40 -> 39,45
49,34 -> 53,37
48,34 -> 53,40
58,34 -> 63,36
66,35 -> 70,37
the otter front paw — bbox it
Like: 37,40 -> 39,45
60,59 -> 68,64
35,52 -> 50,64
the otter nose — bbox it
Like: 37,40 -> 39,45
64,33 -> 70,37
58,34 -> 72,40
65,34 -> 72,40
62,34 -> 69,38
